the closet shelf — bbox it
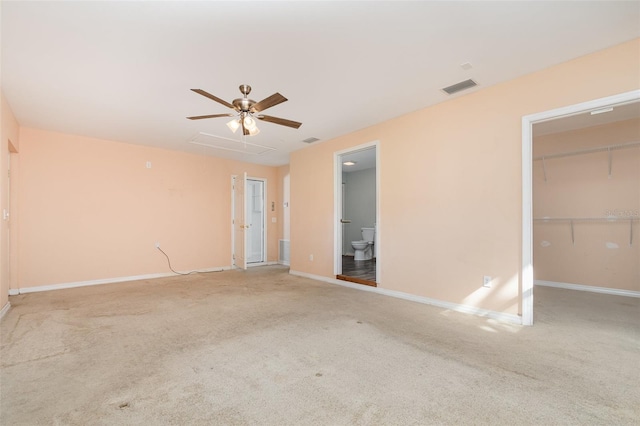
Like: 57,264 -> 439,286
533,141 -> 640,161
534,216 -> 638,246
534,140 -> 640,181
534,216 -> 639,222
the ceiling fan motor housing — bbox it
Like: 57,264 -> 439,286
233,97 -> 255,112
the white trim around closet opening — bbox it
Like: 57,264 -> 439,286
521,89 -> 640,326
535,280 -> 640,298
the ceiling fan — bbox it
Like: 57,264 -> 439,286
187,84 -> 302,136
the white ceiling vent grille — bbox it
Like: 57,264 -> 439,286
302,137 -> 320,144
188,132 -> 276,155
442,79 -> 477,95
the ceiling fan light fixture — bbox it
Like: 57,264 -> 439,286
226,118 -> 241,133
243,115 -> 260,135
248,126 -> 260,136
243,115 -> 256,128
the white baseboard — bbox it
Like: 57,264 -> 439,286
535,280 -> 640,298
278,261 -> 290,266
247,261 -> 279,268
290,270 -> 522,325
8,266 -> 232,295
0,302 -> 10,320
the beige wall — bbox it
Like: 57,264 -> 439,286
1,92 -> 20,309
16,128 -> 280,289
290,38 -> 640,316
533,118 -> 640,291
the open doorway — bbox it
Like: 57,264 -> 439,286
334,142 -> 379,287
521,90 -> 640,325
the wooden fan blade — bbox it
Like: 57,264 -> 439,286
257,114 -> 302,129
251,93 -> 287,113
186,113 -> 234,120
191,89 -> 235,109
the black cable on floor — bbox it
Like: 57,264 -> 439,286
156,246 -> 224,275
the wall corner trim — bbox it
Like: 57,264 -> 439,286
10,267 -> 232,295
289,270 -> 522,325
0,302 -> 11,320
535,280 -> 640,298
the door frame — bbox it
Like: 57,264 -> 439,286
521,89 -> 640,326
231,175 -> 237,268
231,174 -> 268,269
333,140 -> 380,282
231,174 -> 246,269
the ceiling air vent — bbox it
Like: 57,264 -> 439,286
442,79 -> 477,95
302,137 -> 320,144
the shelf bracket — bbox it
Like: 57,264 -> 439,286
570,220 -> 575,245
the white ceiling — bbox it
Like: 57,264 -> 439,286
2,1 -> 639,166
341,147 -> 376,173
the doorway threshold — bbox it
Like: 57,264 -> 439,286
336,275 -> 377,287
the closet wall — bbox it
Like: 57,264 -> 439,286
533,117 -> 640,292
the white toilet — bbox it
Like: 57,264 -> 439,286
352,227 -> 375,261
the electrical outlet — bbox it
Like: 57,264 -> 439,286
155,242 -> 160,249
483,276 -> 492,288
309,254 -> 314,261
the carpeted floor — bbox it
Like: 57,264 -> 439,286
1,265 -> 638,425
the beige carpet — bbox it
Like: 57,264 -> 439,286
1,266 -> 638,425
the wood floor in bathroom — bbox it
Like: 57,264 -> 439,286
337,255 -> 376,287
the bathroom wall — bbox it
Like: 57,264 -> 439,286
290,38 -> 640,317
343,168 -> 376,255
533,118 -> 640,291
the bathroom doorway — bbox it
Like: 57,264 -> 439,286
334,142 -> 379,287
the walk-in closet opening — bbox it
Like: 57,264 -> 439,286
531,100 -> 639,321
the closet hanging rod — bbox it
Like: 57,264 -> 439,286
533,141 -> 640,161
534,216 -> 638,246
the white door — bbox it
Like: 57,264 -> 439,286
246,179 -> 265,263
233,173 -> 247,270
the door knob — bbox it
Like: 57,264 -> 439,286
340,219 -> 351,224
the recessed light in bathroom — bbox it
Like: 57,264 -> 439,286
343,161 -> 357,166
